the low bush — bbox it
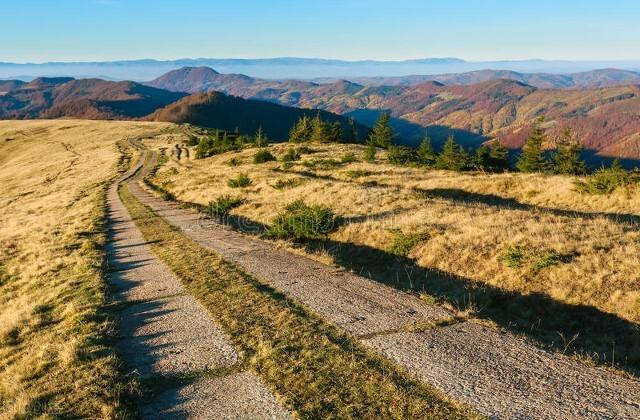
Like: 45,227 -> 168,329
227,173 -> 252,188
499,246 -> 575,271
254,149 -> 276,164
206,195 -> 245,217
498,246 -> 527,268
265,199 -> 338,240
341,152 -> 358,163
227,157 -> 242,166
282,148 -> 301,162
388,230 -> 429,257
301,158 -> 341,170
272,178 -> 305,190
345,170 -> 372,179
574,163 -> 640,194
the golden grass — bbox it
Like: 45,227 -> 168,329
118,183 -> 476,419
146,140 -> 640,373
0,120 -> 175,418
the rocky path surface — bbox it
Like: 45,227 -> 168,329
127,147 -> 640,419
106,157 -> 289,419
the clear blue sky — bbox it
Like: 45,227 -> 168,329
3,0 -> 639,63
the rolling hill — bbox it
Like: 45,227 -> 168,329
146,90 -> 367,141
148,67 -> 640,161
0,78 -> 187,119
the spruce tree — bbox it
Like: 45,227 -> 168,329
417,133 -> 436,165
516,117 -> 549,173
473,145 -> 491,171
348,118 -> 359,143
489,140 -> 510,171
289,115 -> 312,143
310,113 -> 330,143
328,121 -> 343,143
435,135 -> 466,171
364,141 -> 376,162
367,112 -> 393,148
552,128 -> 588,175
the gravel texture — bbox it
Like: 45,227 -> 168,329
106,158 -> 289,418
128,182 -> 452,337
128,149 -> 640,419
365,321 -> 640,419
141,372 -> 290,420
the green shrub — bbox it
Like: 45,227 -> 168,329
531,252 -> 573,272
301,158 -> 341,170
282,148 -> 301,162
281,161 -> 294,170
345,170 -> 372,179
227,173 -> 252,188
388,230 -> 428,257
387,145 -> 418,165
206,195 -> 245,217
185,136 -> 199,146
253,149 -> 276,164
574,162 -> 639,194
265,199 -> 338,240
341,152 -> 358,163
272,178 -> 305,190
499,246 -> 575,271
227,157 -> 242,166
498,246 -> 527,268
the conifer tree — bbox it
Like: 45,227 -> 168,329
417,132 -> 436,165
364,141 -> 376,162
328,121 -> 343,143
310,113 -> 330,143
473,145 -> 491,171
516,117 -> 550,173
255,126 -> 267,147
348,118 -> 359,143
435,135 -> 466,171
367,112 -> 393,148
489,140 -> 510,171
289,115 -> 312,143
552,127 -> 588,175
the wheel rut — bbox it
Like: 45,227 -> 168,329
106,157 -> 290,419
129,146 -> 640,419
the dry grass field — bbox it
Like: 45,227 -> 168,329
0,120 -> 174,418
146,139 -> 640,374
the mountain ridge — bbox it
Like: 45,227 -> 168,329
148,67 -> 640,161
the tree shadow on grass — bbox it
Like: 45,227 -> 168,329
304,237 -> 640,377
416,187 -> 640,226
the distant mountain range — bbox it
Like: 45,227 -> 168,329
147,67 -> 640,162
316,68 -> 640,89
2,57 -> 640,81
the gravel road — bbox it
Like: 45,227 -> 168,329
127,148 -> 640,419
106,159 -> 289,419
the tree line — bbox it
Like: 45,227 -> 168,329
358,113 -> 612,175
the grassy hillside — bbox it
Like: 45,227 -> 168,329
0,120 -> 176,417
146,140 -> 640,375
147,91 -> 367,141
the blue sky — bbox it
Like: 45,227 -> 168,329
3,0 -> 639,62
